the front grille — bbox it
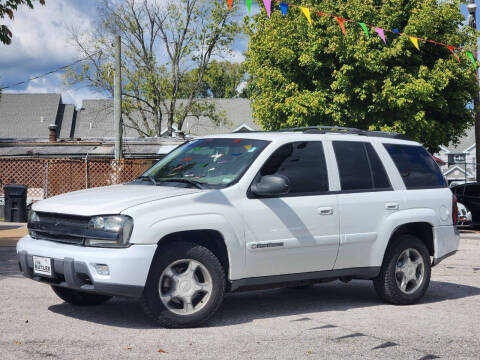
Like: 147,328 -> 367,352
29,212 -> 91,245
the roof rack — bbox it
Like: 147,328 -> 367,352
279,126 -> 411,141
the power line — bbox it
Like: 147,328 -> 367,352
0,50 -> 102,91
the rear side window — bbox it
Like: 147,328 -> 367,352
260,141 -> 328,194
384,144 -> 446,189
333,141 -> 391,191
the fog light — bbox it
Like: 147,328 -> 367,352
93,264 -> 110,276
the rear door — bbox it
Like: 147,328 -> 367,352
241,141 -> 340,277
333,140 -> 403,269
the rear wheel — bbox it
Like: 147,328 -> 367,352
140,242 -> 226,328
51,286 -> 112,306
373,234 -> 431,305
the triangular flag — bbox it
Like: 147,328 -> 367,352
246,0 -> 252,13
336,17 -> 346,36
447,45 -> 460,63
375,27 -> 386,44
280,2 -> 288,16
300,7 -> 312,25
466,51 -> 477,70
358,23 -> 369,39
263,0 -> 271,17
228,0 -> 232,10
409,37 -> 419,50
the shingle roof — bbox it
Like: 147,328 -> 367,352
0,93 -> 62,139
445,127 -> 475,153
74,98 -> 261,138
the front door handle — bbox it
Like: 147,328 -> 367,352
385,202 -> 399,211
318,207 -> 334,215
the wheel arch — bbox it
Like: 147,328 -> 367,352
155,229 -> 230,282
385,222 -> 435,259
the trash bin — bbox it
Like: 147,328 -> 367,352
4,184 -> 28,222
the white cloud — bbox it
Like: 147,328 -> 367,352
0,0 -> 103,106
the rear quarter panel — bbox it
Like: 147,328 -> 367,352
371,188 -> 456,266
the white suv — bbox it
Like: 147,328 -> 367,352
17,127 -> 459,328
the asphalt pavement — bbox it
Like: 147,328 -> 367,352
0,233 -> 479,359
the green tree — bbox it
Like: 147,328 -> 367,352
0,0 -> 45,45
203,60 -> 246,98
65,0 -> 241,137
245,0 -> 478,152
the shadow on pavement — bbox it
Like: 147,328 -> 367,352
47,279 -> 480,329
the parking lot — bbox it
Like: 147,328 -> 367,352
0,232 -> 479,360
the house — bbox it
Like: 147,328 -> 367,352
435,127 -> 476,186
0,94 -> 260,158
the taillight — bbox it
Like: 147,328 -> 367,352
452,195 -> 458,225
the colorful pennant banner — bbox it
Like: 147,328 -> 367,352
336,17 -> 346,37
409,37 -> 420,50
263,0 -> 271,17
358,22 -> 369,39
300,7 -> 312,25
245,0 -> 252,13
228,0 -> 479,69
375,27 -> 386,44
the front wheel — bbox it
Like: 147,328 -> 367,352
140,242 -> 226,328
373,235 -> 431,305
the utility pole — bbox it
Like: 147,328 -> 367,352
469,0 -> 479,181
114,35 -> 123,160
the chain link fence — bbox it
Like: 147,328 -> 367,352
0,158 -> 156,201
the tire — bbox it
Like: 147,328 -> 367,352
140,242 -> 226,328
51,286 -> 112,306
373,234 -> 431,305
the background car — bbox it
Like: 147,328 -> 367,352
451,183 -> 480,227
457,202 -> 472,227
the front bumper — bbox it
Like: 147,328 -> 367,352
16,235 -> 157,298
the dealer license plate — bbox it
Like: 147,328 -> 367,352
33,256 -> 53,276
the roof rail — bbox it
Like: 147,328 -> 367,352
279,126 -> 411,141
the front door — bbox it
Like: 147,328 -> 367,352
240,141 -> 340,278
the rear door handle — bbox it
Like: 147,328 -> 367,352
318,207 -> 334,215
385,202 -> 399,211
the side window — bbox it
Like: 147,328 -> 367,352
259,141 -> 329,194
333,141 -> 392,191
365,143 -> 391,189
384,144 -> 446,189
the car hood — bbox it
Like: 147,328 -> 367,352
32,184 -> 201,216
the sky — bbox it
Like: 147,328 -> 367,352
0,0 -> 476,108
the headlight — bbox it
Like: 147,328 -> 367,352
28,210 -> 40,224
85,215 -> 134,248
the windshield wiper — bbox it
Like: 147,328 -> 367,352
136,175 -> 158,186
157,178 -> 205,189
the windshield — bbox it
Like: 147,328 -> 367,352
141,138 -> 269,188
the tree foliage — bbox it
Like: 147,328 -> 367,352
65,0 -> 241,137
0,0 -> 45,45
245,0 -> 479,151
202,60 -> 246,98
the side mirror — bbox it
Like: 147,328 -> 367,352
250,175 -> 290,197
